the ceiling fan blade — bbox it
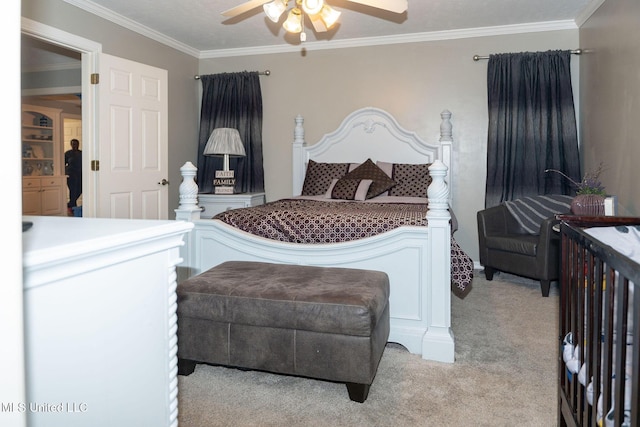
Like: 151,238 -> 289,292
344,0 -> 408,14
221,0 -> 271,17
309,14 -> 328,32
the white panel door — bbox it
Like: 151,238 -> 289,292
97,53 -> 169,219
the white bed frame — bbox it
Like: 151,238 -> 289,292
175,107 -> 455,363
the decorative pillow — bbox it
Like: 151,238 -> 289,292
377,162 -> 432,197
301,160 -> 350,196
325,178 -> 373,201
342,158 -> 396,199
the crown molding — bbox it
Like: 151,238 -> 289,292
63,0 -> 200,58
199,20 -> 578,58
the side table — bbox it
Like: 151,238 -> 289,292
198,192 -> 265,218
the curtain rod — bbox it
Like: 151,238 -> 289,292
472,49 -> 582,61
194,70 -> 271,79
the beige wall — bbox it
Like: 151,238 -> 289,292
19,0 -> 585,260
200,30 -> 579,260
579,0 -> 640,216
21,0 -> 200,216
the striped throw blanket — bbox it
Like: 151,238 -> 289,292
503,195 -> 573,234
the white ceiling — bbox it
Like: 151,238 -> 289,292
62,0 -> 603,57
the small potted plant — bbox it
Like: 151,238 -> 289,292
545,162 -> 606,215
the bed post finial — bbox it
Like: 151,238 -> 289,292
292,114 -> 306,196
294,115 -> 305,144
175,161 -> 201,221
440,110 -> 452,142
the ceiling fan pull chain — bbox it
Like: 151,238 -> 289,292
300,7 -> 306,41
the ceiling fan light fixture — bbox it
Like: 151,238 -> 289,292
320,4 -> 341,29
282,7 -> 303,33
301,0 -> 324,15
263,0 -> 287,22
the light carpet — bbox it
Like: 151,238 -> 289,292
177,271 -> 559,426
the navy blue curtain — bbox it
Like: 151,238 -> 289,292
484,50 -> 581,208
196,72 -> 264,193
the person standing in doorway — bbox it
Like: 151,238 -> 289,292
65,138 -> 82,216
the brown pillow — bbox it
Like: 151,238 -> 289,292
342,158 -> 396,199
388,163 -> 432,197
301,160 -> 350,196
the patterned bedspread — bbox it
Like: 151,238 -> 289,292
213,198 -> 473,297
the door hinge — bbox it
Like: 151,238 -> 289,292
91,160 -> 100,171
91,73 -> 99,84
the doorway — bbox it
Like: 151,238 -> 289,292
21,34 -> 82,216
22,17 -> 100,217
22,18 -> 170,220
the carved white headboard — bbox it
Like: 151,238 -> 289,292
291,107 -> 453,203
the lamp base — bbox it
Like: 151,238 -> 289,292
214,186 -> 235,195
213,169 -> 236,193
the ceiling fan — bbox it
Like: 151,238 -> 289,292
222,0 -> 408,41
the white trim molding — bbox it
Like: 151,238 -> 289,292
200,20 -> 579,59
21,17 -> 102,53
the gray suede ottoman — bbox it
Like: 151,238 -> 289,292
177,261 -> 390,402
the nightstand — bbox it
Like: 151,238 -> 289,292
198,192 -> 265,218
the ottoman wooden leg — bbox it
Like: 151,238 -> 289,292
178,358 -> 197,376
346,383 -> 370,403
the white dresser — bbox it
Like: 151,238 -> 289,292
22,216 -> 192,427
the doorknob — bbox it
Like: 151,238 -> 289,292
158,178 -> 170,186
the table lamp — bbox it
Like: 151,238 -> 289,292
203,128 -> 246,194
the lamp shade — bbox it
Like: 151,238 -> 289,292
320,4 -> 341,28
203,128 -> 246,157
203,128 -> 246,172
301,0 -> 324,15
264,0 -> 287,22
282,7 -> 303,33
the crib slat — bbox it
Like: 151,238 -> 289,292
611,273 -> 629,426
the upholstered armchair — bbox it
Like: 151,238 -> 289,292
477,203 -> 563,297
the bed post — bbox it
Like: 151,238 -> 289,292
424,160 -> 454,363
292,114 -> 306,196
175,161 -> 201,281
439,110 -> 453,207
